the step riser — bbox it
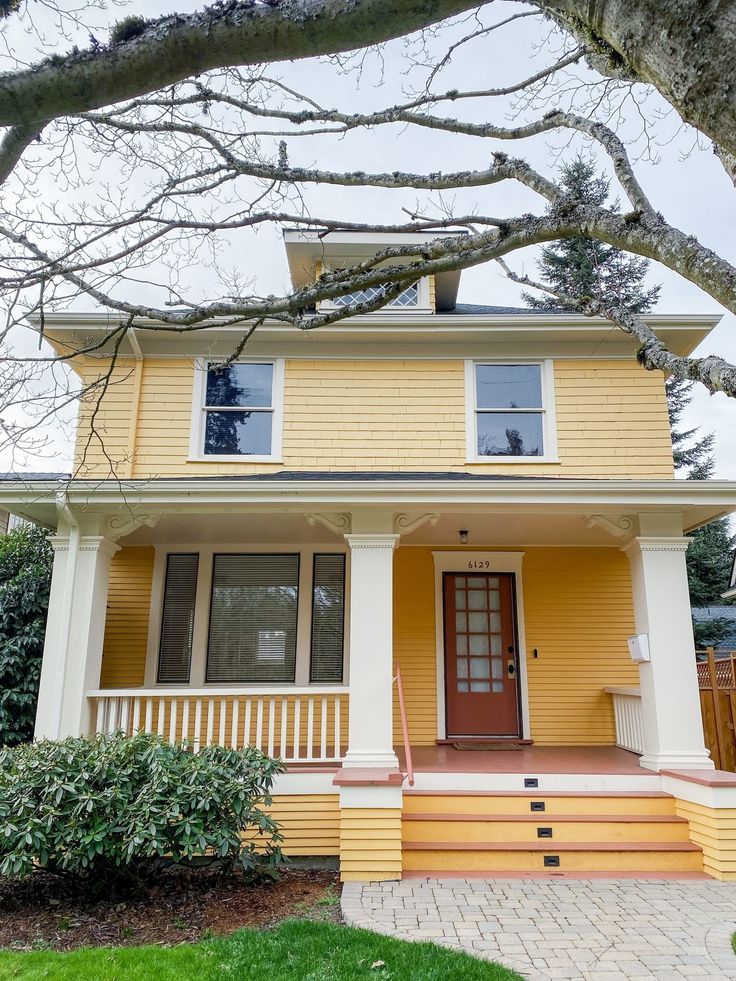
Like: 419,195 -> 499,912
403,851 -> 704,873
402,822 -> 690,844
403,797 -> 676,817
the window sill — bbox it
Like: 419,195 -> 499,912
186,456 -> 284,464
465,457 -> 561,465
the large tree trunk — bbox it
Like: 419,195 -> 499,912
538,0 -> 736,157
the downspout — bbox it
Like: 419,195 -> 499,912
51,490 -> 79,737
125,327 -> 144,479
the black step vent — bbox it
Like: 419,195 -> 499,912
543,855 -> 560,868
530,801 -> 545,812
537,827 -> 553,839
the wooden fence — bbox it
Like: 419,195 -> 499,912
698,648 -> 736,771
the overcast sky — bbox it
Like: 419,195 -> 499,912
4,1 -> 736,477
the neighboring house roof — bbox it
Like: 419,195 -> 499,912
692,606 -> 736,650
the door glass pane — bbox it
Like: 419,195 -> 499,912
468,611 -> 487,632
456,612 -> 467,631
469,634 -> 489,656
492,682 -> 504,693
491,635 -> 502,656
468,577 -> 487,587
455,589 -> 466,609
489,590 -> 501,611
458,681 -> 469,692
468,589 -> 488,610
491,659 -> 504,679
455,577 -> 466,587
488,577 -> 500,588
470,658 -> 490,679
471,681 -> 491,692
457,658 -> 469,678
456,635 -> 467,655
489,612 -> 502,632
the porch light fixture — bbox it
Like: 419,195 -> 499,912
458,529 -> 469,544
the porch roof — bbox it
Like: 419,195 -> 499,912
2,472 -> 736,542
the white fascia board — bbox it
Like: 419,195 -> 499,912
4,477 -> 736,514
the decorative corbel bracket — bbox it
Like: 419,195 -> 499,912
584,514 -> 635,540
106,511 -> 161,540
394,512 -> 440,535
305,512 -> 352,535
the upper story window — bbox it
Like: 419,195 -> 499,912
190,360 -> 284,461
466,361 -> 557,462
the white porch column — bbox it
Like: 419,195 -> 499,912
34,532 -> 119,740
343,524 -> 400,770
624,532 -> 713,772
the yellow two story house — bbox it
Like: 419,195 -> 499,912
6,230 -> 736,882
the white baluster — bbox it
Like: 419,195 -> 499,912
95,697 -> 105,734
255,698 -> 264,751
334,696 -> 341,760
293,698 -> 301,761
244,699 -> 252,748
280,698 -> 288,759
181,699 -> 190,745
267,698 -> 275,757
169,698 -> 178,742
206,699 -> 214,746
306,697 -> 314,761
144,698 -> 153,734
320,696 -> 328,760
231,697 -> 240,749
132,697 -> 141,735
157,698 -> 165,737
218,698 -> 226,746
193,698 -> 203,753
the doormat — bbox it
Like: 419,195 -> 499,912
451,741 -> 523,751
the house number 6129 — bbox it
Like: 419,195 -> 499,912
467,560 -> 491,569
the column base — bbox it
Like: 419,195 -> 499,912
342,750 -> 401,769
639,750 -> 715,772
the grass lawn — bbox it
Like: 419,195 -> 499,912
0,919 -> 522,981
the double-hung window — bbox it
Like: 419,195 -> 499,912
468,362 -> 555,460
192,360 -> 283,460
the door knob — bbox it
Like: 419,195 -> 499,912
507,661 -> 516,677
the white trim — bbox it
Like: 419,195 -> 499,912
188,358 -> 284,463
409,771 -> 663,793
144,542 -> 349,689
431,550 -> 529,741
464,359 -> 559,464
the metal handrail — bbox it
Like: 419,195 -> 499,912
394,663 -> 414,787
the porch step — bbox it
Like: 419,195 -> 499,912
403,814 -> 691,844
401,792 -> 704,875
402,841 -> 704,874
402,791 -> 677,817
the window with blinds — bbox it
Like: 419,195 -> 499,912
206,553 -> 300,683
157,553 -> 199,683
310,554 -> 346,683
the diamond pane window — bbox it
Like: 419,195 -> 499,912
332,283 -> 418,309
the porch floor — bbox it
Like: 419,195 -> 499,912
396,744 -> 645,775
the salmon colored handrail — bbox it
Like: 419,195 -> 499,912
394,663 -> 414,787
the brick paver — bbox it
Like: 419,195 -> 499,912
341,878 -> 736,980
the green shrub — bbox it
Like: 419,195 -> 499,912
0,732 -> 285,888
0,524 -> 53,746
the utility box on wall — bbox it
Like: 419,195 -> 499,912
627,633 -> 651,663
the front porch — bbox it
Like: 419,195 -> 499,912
14,473 -> 736,879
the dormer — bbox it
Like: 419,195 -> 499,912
283,229 -> 466,314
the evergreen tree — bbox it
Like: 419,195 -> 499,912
667,378 -> 735,613
525,156 -> 734,634
523,156 -> 660,314
0,524 -> 53,745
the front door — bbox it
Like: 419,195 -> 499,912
443,572 -> 520,738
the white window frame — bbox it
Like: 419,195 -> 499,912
464,359 -> 558,464
188,358 -> 284,463
145,544 -> 350,688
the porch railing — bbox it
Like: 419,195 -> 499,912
86,687 -> 349,763
604,686 -> 644,755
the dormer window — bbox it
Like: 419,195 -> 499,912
332,282 -> 419,309
189,359 -> 284,462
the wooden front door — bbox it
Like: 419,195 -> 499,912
443,572 -> 520,738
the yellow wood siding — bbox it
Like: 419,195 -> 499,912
676,799 -> 736,880
73,357 -> 674,478
74,357 -> 139,475
268,795 -> 340,857
392,546 -> 638,747
339,807 -> 402,881
100,546 -> 154,687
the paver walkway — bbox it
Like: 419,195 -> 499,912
341,877 -> 736,980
